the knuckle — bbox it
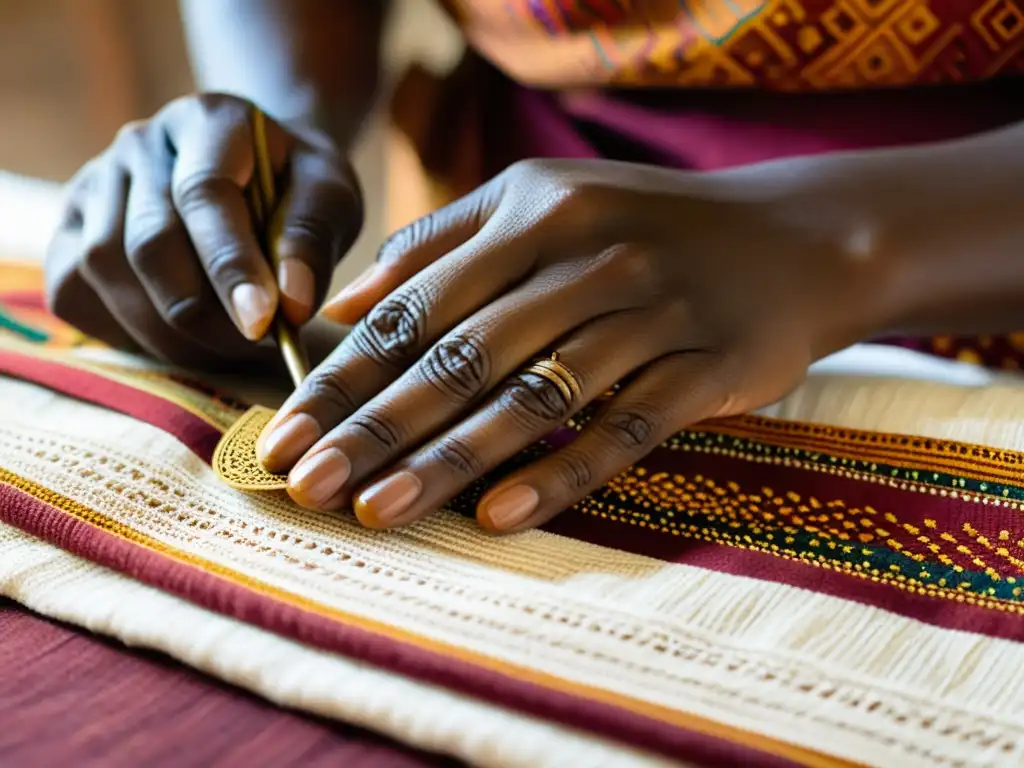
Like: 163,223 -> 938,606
602,244 -> 660,298
505,158 -> 550,183
200,239 -> 250,284
420,334 -> 491,403
160,94 -> 195,119
432,435 -> 483,477
660,297 -> 695,330
349,286 -> 429,367
193,92 -> 230,111
552,451 -> 594,491
498,371 -> 571,432
281,214 -> 337,256
172,172 -> 234,214
600,407 -> 659,450
80,242 -> 116,279
124,210 -> 177,267
377,212 -> 434,265
347,411 -> 402,451
192,92 -> 249,122
163,296 -> 206,329
301,370 -> 361,418
547,182 -> 605,227
113,121 -> 148,154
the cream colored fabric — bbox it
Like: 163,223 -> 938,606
0,524 -> 662,768
3,373 -> 1024,767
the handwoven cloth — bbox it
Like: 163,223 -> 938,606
0,598 -> 447,767
3,264 -> 1024,766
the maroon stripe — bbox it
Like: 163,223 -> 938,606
5,349 -> 1022,646
0,350 -> 221,461
0,291 -> 46,310
548,512 -> 1024,640
0,482 -> 804,767
0,599 -> 452,767
545,446 -> 1024,641
6,348 -> 1023,645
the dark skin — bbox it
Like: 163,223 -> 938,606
46,1 -> 1024,534
46,0 -> 384,367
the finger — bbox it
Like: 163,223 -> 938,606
120,122 -> 251,354
273,150 -> 363,325
281,259 -> 644,511
345,310 -> 670,527
77,159 -> 223,367
45,228 -> 138,351
165,99 -> 277,340
476,351 -> 728,533
320,175 -> 508,326
258,180 -> 536,468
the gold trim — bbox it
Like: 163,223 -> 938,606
212,405 -> 289,490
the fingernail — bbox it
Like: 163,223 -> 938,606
278,259 -> 316,319
479,485 -> 539,531
231,283 -> 275,340
323,263 -> 380,310
288,448 -> 352,508
354,471 -> 422,527
257,413 -> 322,471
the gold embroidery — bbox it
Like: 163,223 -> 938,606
578,462 -> 1024,609
211,405 -> 288,491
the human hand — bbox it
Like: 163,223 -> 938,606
44,93 -> 362,369
258,158 -> 889,533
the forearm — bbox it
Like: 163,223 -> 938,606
178,0 -> 389,148
727,121 -> 1024,339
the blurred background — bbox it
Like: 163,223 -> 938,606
0,0 -> 461,278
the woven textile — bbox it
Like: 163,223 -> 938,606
3,264 -> 1024,766
0,599 -> 448,767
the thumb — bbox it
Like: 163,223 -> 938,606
320,174 -> 505,325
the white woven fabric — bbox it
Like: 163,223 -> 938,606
3,371 -> 1024,767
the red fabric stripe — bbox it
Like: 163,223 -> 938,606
547,509 -> 1024,640
0,482 -> 802,767
0,600 -> 448,767
5,347 -> 1024,639
0,291 -> 46,311
0,350 -> 221,462
544,436 -> 1024,641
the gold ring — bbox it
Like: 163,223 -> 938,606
522,352 -> 583,406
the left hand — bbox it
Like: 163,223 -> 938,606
257,158 -> 887,533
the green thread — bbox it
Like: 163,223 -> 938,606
0,305 -> 47,343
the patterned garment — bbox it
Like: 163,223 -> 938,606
443,0 -> 1024,89
5,268 -> 1024,765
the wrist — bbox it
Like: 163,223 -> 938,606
713,159 -> 909,355
801,128 -> 1024,339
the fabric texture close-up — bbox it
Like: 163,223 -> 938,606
3,251 -> 1024,766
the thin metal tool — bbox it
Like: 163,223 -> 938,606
246,107 -> 310,389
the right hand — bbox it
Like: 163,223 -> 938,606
45,93 -> 363,369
